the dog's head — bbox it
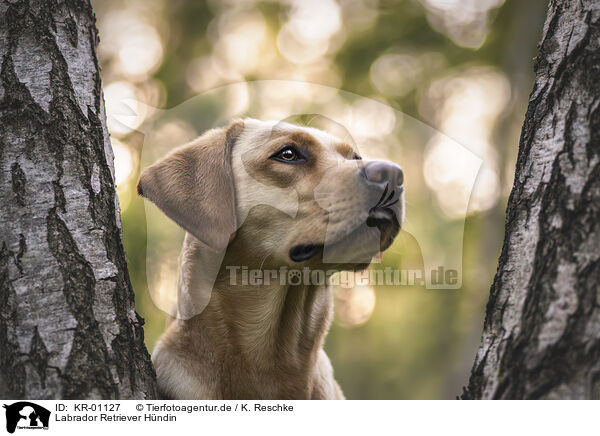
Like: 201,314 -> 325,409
138,118 -> 404,271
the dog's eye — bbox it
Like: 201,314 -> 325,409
271,145 -> 306,164
279,148 -> 297,161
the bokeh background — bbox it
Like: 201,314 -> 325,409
91,0 -> 548,399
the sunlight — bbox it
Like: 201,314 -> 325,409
111,139 -> 136,186
421,67 -> 510,217
99,10 -> 164,79
212,10 -> 268,75
103,81 -> 146,135
333,282 -> 376,327
419,0 -> 505,48
277,0 -> 341,65
349,98 -> 397,140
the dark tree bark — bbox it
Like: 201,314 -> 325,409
462,0 -> 600,399
0,0 -> 157,399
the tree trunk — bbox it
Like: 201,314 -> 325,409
462,0 -> 600,399
0,0 -> 157,399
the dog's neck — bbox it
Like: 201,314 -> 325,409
175,236 -> 334,394
200,279 -> 332,367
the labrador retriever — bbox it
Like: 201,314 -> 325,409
137,118 -> 404,399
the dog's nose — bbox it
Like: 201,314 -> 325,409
362,161 -> 404,188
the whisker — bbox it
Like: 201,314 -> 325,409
259,253 -> 271,270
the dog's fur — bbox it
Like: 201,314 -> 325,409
138,119 -> 403,399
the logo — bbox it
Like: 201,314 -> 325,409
3,402 -> 50,434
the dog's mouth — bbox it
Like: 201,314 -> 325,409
289,244 -> 324,262
366,207 -> 400,251
289,207 -> 401,263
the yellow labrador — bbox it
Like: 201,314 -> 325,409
137,119 -> 404,399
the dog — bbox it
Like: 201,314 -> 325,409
137,118 -> 404,399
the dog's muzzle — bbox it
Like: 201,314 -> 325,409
289,161 -> 404,263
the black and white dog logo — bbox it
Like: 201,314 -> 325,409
3,402 -> 50,434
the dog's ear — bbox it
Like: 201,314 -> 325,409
137,121 -> 244,251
